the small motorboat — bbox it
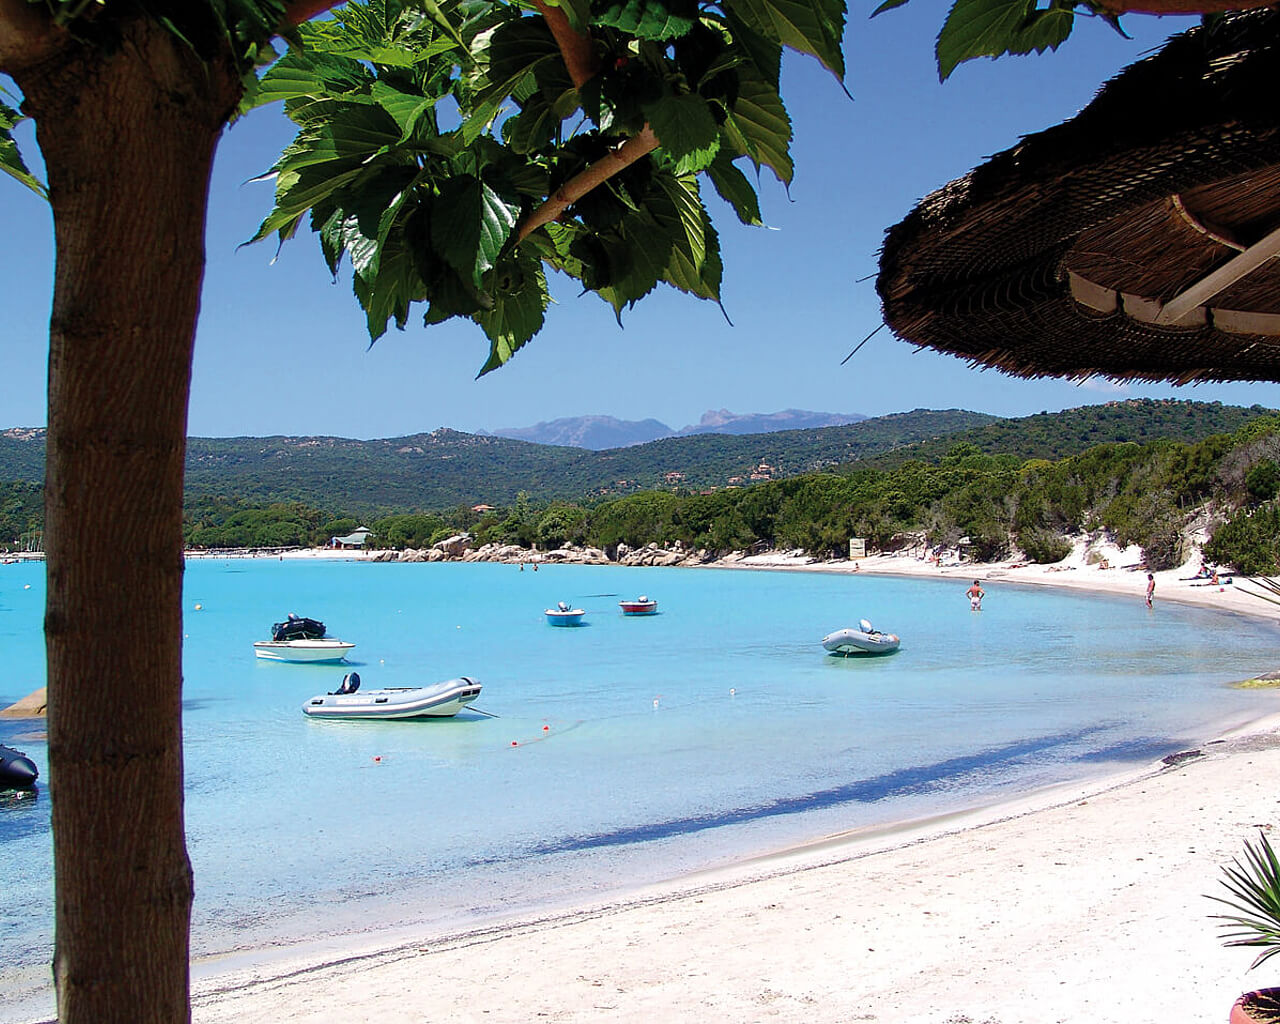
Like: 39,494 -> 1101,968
619,595 -> 658,615
254,613 -> 354,662
0,743 -> 38,788
822,618 -> 900,656
302,675 -> 483,720
253,638 -> 355,662
546,601 -> 586,626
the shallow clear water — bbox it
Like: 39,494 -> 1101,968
3,557 -> 1280,999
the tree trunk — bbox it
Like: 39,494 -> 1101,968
15,19 -> 241,1024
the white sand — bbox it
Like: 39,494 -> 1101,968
176,542 -> 1280,1023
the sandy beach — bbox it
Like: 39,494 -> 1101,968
167,543 -> 1280,1024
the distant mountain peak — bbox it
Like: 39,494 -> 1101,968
485,414 -> 674,450
677,409 -> 867,437
486,409 -> 868,450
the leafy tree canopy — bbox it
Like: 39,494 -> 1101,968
239,0 -> 845,374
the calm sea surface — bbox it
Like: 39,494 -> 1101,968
4,557 -> 1280,1009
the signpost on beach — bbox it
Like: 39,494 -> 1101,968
849,538 -> 866,559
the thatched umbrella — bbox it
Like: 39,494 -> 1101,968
877,10 -> 1280,384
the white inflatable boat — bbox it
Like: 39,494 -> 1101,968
302,675 -> 483,720
821,619 -> 900,656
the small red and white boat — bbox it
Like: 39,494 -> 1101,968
618,595 -> 658,615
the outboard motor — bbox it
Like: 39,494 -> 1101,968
859,618 -> 874,634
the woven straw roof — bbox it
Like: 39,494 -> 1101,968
877,10 -> 1280,384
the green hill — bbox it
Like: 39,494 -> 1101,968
0,410 -> 995,512
0,401 -> 1269,515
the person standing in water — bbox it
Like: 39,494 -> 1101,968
1146,573 -> 1155,608
966,580 -> 984,611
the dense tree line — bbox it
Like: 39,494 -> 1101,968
0,480 -> 43,549
8,411 -> 1280,573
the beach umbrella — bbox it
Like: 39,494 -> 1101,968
876,10 -> 1280,384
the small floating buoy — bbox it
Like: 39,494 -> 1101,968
511,740 -> 518,746
542,725 -> 550,732
23,584 -> 30,590
194,603 -> 202,610
372,755 -> 382,764
729,688 -> 736,696
653,698 -> 660,708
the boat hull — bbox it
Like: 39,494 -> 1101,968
545,609 -> 585,626
303,678 -> 483,720
619,600 -> 658,615
254,639 -> 356,663
822,629 -> 900,656
0,744 -> 38,788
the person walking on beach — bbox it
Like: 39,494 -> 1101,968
1146,573 -> 1155,608
967,579 -> 984,611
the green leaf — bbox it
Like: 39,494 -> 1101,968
0,102 -> 45,199
936,0 -> 1075,81
596,205 -> 675,318
870,0 -> 910,15
654,170 -> 721,300
644,93 -> 721,174
721,7 -> 783,88
475,250 -> 549,374
353,228 -> 428,340
721,71 -> 792,185
706,149 -> 762,226
431,175 -> 520,287
593,0 -> 697,40
248,50 -> 374,112
370,80 -> 434,140
726,0 -> 846,79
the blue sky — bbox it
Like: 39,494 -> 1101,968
5,5 -> 1279,440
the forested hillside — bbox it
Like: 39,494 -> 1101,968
3,401 -> 1279,564
0,409 -> 995,510
859,399 -> 1272,469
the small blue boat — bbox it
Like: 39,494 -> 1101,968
546,601 -> 586,626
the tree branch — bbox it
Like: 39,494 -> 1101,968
283,0 -> 345,27
515,3 -> 660,244
531,0 -> 599,88
0,0 -> 62,74
516,125 -> 658,243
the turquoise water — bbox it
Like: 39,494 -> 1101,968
4,557 -> 1280,1004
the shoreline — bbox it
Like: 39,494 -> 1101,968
179,545 -> 1280,1023
12,546 -> 1280,1021
184,713 -> 1280,1023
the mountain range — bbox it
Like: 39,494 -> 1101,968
485,409 -> 868,449
0,399 -> 1269,514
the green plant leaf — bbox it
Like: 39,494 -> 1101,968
593,0 -> 697,40
870,0 -> 911,15
1211,831 -> 1280,970
936,0 -> 1075,81
476,250 -> 549,374
430,175 -> 521,287
720,71 -> 792,185
725,0 -> 846,79
644,93 -> 721,174
654,171 -> 721,300
706,149 -> 763,226
0,102 -> 45,199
